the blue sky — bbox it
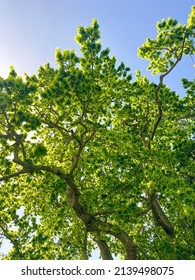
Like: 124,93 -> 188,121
0,0 -> 194,258
0,0 -> 194,96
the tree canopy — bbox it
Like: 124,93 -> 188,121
0,7 -> 195,260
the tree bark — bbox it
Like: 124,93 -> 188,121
66,175 -> 137,259
96,239 -> 113,260
150,194 -> 174,239
110,231 -> 137,260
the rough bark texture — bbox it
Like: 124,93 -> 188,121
109,231 -> 137,260
150,194 -> 174,239
96,240 -> 114,260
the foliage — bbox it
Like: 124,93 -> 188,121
0,7 -> 195,260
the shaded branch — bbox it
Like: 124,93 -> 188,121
0,134 -> 12,139
108,230 -> 137,260
80,229 -> 89,260
149,194 -> 174,240
177,112 -> 195,119
7,131 -> 69,181
0,169 -> 29,182
95,239 -> 113,260
65,175 -> 137,260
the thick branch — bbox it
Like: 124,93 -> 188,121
66,176 -> 137,259
13,155 -> 69,180
150,194 -> 174,239
95,239 -> 113,260
108,230 -> 137,260
80,229 -> 89,260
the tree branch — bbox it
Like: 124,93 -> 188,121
95,239 -> 113,260
108,230 -> 137,260
65,175 -> 137,260
0,169 -> 29,182
149,194 -> 174,240
0,134 -> 12,139
177,112 -> 195,119
147,36 -> 186,149
0,225 -> 24,259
